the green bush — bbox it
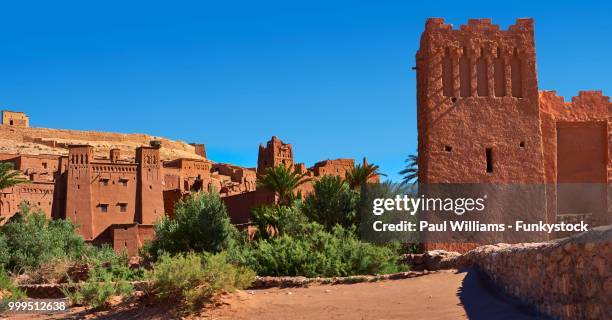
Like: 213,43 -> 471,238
251,204 -> 308,239
0,235 -> 9,268
147,192 -> 237,258
23,257 -> 72,284
0,268 -> 26,301
79,245 -> 143,281
232,222 -> 404,277
62,265 -> 133,309
202,252 -> 254,293
1,202 -> 86,271
59,245 -> 141,308
146,252 -> 255,311
302,176 -> 359,230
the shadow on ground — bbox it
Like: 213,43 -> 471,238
456,267 -> 550,320
56,298 -> 179,320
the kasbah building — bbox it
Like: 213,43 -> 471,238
1,17 -> 610,255
0,110 -> 377,255
417,18 -> 610,247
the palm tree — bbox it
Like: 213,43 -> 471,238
302,175 -> 358,229
345,159 -> 386,190
257,165 -> 311,205
0,162 -> 27,190
399,153 -> 418,186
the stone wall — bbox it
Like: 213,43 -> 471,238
463,226 -> 611,320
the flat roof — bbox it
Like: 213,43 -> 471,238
1,110 -> 27,115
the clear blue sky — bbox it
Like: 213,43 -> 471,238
1,1 -> 610,181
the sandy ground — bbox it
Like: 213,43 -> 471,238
206,270 -> 470,320
203,269 -> 545,320
3,268 -> 546,320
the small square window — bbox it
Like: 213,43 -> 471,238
99,204 -> 108,213
100,179 -> 109,186
119,179 -> 128,186
42,162 -> 48,169
118,203 -> 128,212
444,145 -> 453,152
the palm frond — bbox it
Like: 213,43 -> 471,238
0,162 -> 27,190
346,162 -> 385,190
257,165 -> 311,204
399,153 -> 418,186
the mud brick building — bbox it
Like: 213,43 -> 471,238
224,136 -> 379,224
0,114 -> 371,254
416,18 -> 610,247
1,110 -> 29,128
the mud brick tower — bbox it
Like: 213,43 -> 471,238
416,18 -> 544,184
416,18 -> 611,246
135,146 -> 165,225
257,135 -> 294,173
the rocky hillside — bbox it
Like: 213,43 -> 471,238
0,126 -> 204,161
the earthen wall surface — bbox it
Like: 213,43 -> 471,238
417,18 -> 611,245
417,18 -> 544,184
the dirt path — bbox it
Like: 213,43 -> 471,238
204,269 -> 544,320
207,270 -> 469,320
5,269 -> 545,319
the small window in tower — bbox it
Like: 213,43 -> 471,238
42,162 -> 48,169
486,148 -> 493,173
9,120 -> 13,125
100,178 -> 109,186
99,204 -> 109,213
519,141 -> 525,148
119,179 -> 128,186
444,145 -> 453,152
118,203 -> 128,212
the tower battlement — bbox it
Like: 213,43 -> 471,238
424,17 -> 533,32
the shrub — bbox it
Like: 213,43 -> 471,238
302,176 -> 359,230
79,245 -> 143,281
250,204 -> 308,239
1,202 -> 86,271
0,268 -> 26,301
23,257 -> 72,284
0,235 -> 9,268
145,252 -> 203,301
147,192 -> 237,258
232,222 -> 404,277
146,252 -> 255,311
62,265 -> 133,309
203,252 -> 255,293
